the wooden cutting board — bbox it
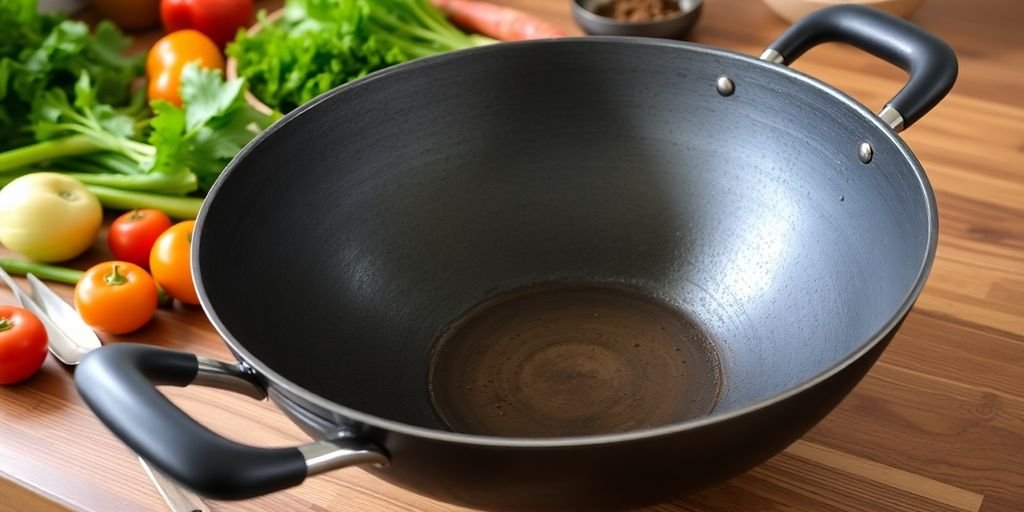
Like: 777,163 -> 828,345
1,0 -> 1022,510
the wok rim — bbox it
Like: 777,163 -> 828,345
193,37 -> 938,448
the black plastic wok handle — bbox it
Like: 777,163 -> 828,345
763,4 -> 957,131
74,343 -> 388,500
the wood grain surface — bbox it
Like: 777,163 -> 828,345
1,0 -> 1022,511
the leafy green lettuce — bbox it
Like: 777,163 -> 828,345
0,0 -> 142,149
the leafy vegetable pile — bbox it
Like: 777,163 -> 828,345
0,2 -> 269,218
0,1 -> 140,150
227,0 -> 495,113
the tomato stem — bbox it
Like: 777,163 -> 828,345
105,264 -> 129,286
0,318 -> 12,332
129,209 -> 144,221
156,285 -> 173,308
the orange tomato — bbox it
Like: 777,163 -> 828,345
146,29 -> 224,105
147,71 -> 181,106
150,220 -> 198,305
75,262 -> 159,334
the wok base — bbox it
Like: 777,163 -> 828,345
428,283 -> 722,438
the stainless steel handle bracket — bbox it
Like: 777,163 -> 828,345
877,105 -> 905,132
193,357 -> 266,400
759,48 -> 784,64
298,439 -> 389,476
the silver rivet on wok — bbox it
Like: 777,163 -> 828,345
715,76 -> 735,96
858,142 -> 874,164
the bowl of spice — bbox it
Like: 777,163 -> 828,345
572,0 -> 702,38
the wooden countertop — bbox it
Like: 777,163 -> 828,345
1,0 -> 1022,510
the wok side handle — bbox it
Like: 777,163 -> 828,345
761,4 -> 957,132
75,343 -> 388,500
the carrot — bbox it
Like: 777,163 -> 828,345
431,0 -> 567,41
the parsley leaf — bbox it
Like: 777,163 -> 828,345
150,63 -> 273,190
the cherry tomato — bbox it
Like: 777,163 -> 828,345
161,0 -> 254,48
108,209 -> 173,270
0,305 -> 49,385
148,70 -> 181,106
146,30 -> 224,105
150,220 -> 198,305
75,262 -> 159,334
146,29 -> 224,77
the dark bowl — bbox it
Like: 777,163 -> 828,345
572,0 -> 703,38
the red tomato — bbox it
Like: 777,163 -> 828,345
150,220 -> 198,305
146,29 -> 225,106
161,0 -> 254,48
108,209 -> 173,269
0,306 -> 48,385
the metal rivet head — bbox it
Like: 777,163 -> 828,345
858,142 -> 873,164
716,76 -> 735,96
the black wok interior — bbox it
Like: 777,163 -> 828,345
197,40 -> 932,432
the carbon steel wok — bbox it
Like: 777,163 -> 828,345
76,5 -> 956,511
